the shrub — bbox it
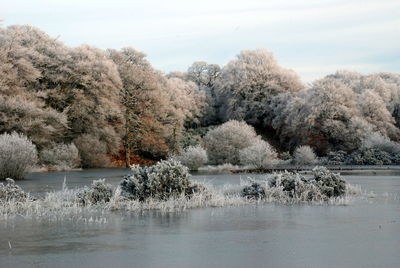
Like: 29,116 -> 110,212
269,172 -> 308,193
74,134 -> 110,168
293,145 -> 317,165
0,178 -> 28,202
267,167 -> 346,199
0,132 -> 38,180
326,150 -> 347,165
311,166 -> 346,197
179,127 -> 213,148
75,179 -> 113,205
120,159 -> 193,201
391,153 -> 400,165
176,145 -> 208,171
203,120 -> 260,165
239,139 -> 279,169
39,143 -> 81,169
241,181 -> 266,200
280,151 -> 292,161
349,147 -> 392,165
362,132 -> 400,154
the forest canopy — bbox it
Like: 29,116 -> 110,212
1,24 -> 400,168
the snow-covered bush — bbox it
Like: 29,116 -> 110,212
266,167 -> 346,200
349,147 -> 392,165
362,132 -> 400,154
241,181 -> 266,200
311,166 -> 346,197
269,172 -> 308,192
39,143 -> 80,170
176,145 -> 208,170
120,159 -> 196,201
0,132 -> 38,180
280,151 -> 292,161
391,154 -> 400,165
0,178 -> 28,202
239,139 -> 279,169
75,179 -> 113,205
326,150 -> 347,165
203,120 -> 260,165
293,145 -> 317,165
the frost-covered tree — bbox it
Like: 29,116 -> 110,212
268,77 -> 373,153
327,71 -> 400,139
74,134 -> 111,168
239,139 -> 279,169
175,145 -> 208,170
203,120 -> 260,164
362,132 -> 400,154
217,49 -> 303,125
39,143 -> 80,169
186,61 -> 222,125
163,77 -> 206,129
293,145 -> 317,165
0,95 -> 68,150
0,26 -> 40,96
0,132 -> 38,180
1,25 -> 123,166
108,47 -> 169,164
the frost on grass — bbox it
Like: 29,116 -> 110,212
0,165 -> 361,221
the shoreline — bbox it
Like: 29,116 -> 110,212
230,165 -> 400,174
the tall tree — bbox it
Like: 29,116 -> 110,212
217,48 -> 304,125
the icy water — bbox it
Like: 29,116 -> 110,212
1,169 -> 400,268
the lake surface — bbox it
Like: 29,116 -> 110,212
1,169 -> 400,268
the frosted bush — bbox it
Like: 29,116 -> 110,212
311,166 -> 346,197
239,139 -> 279,169
269,172 -> 308,193
280,151 -> 292,161
120,159 -> 198,201
264,167 -> 346,201
241,180 -> 266,200
176,145 -> 208,170
362,132 -> 400,154
203,120 -> 260,165
75,179 -> 113,205
0,178 -> 28,202
267,172 -> 323,201
349,147 -> 392,165
293,145 -> 317,165
0,132 -> 38,180
39,143 -> 81,170
391,154 -> 400,165
0,167 -> 360,219
326,150 -> 347,165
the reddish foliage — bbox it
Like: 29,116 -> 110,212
109,146 -> 156,166
308,134 -> 329,155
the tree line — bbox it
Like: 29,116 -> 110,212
1,24 -> 399,168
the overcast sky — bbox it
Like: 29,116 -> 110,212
2,0 -> 400,82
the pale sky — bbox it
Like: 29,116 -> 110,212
1,0 -> 400,82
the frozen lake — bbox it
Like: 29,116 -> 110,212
1,168 -> 399,268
